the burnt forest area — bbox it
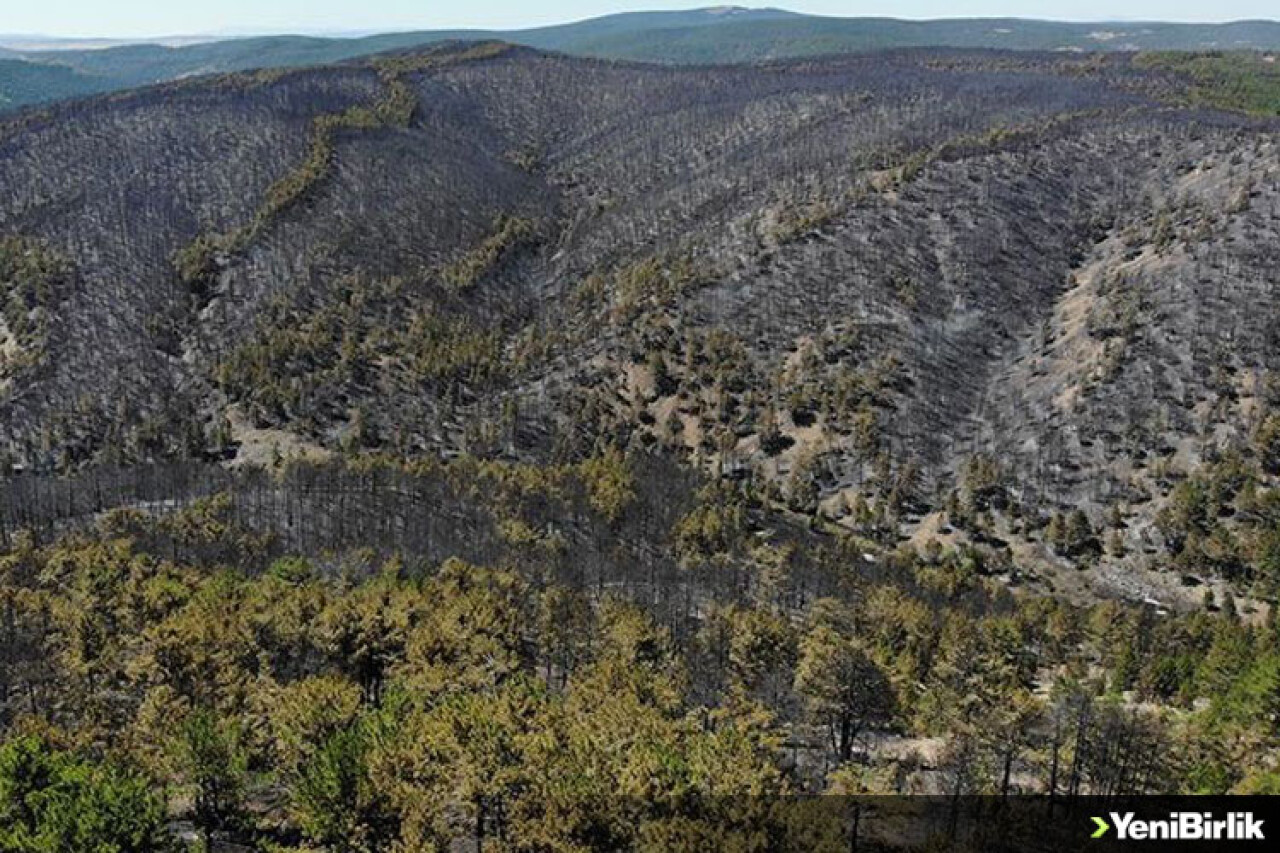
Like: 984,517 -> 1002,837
1,36 -> 1279,852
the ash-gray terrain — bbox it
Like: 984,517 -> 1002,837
1,43 -> 1278,609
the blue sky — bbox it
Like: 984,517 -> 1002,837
5,2 -> 1277,38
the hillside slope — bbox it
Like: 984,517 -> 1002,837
6,40 -> 1280,848
0,57 -> 114,109
560,16 -> 1280,63
3,10 -> 1280,111
1,44 -> 1279,609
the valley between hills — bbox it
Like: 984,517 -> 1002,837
0,34 -> 1279,850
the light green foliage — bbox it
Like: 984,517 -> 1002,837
171,708 -> 249,837
292,712 -> 397,853
0,736 -> 167,853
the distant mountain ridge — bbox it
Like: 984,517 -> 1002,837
0,58 -> 114,108
2,8 -> 1280,112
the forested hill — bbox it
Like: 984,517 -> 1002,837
0,57 -> 115,108
3,38 -> 1280,848
2,9 -> 1280,110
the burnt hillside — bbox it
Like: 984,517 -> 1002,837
1,43 -> 1278,604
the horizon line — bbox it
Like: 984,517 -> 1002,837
3,11 -> 1279,48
